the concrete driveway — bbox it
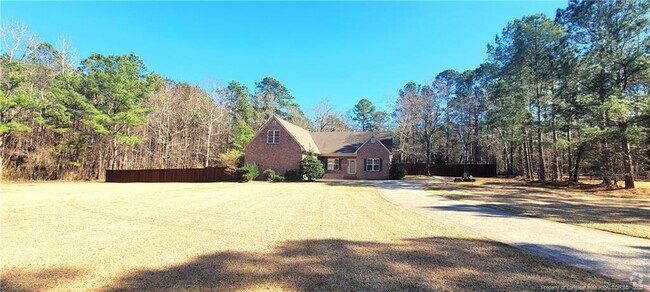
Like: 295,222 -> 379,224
373,178 -> 650,289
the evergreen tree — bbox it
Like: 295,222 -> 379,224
78,54 -> 155,173
0,56 -> 39,180
253,77 -> 297,127
223,80 -> 253,122
223,80 -> 255,150
558,0 -> 650,188
300,150 -> 324,181
352,98 -> 378,131
0,56 -> 38,136
488,14 -> 568,181
230,119 -> 254,151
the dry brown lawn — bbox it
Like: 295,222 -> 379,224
426,177 -> 650,239
1,181 -> 625,291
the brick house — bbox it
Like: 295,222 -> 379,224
244,116 -> 393,180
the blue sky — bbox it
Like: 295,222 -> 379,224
2,1 -> 564,116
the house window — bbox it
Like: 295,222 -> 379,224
267,130 -> 280,144
366,158 -> 380,172
327,158 -> 340,171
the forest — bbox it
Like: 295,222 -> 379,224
1,0 -> 648,188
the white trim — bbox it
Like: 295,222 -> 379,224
365,158 -> 380,172
244,117 -> 275,151
348,159 -> 357,174
327,158 -> 340,171
267,130 -> 280,144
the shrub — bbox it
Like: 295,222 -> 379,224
264,168 -> 284,182
389,163 -> 406,180
219,150 -> 244,168
238,163 -> 259,182
300,151 -> 324,181
284,170 -> 302,182
263,168 -> 277,181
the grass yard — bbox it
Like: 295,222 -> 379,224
426,177 -> 650,239
1,181 -> 625,291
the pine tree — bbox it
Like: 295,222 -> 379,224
558,0 -> 650,188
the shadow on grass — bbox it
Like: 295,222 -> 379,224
481,180 -> 637,193
428,204 -> 525,218
325,179 -> 648,233
431,194 -> 649,226
426,182 -> 650,227
516,242 -> 650,282
100,237 -> 620,291
326,179 -> 649,228
1,267 -> 87,292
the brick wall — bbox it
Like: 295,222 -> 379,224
356,140 -> 391,180
244,121 -> 303,178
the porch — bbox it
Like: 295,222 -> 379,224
319,155 -> 359,179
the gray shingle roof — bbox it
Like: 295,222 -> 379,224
274,117 -> 393,155
310,131 -> 393,154
275,117 -> 320,153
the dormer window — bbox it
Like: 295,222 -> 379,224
267,130 -> 280,144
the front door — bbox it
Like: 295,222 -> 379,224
348,159 -> 357,174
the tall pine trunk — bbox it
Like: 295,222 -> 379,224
509,141 -> 514,175
205,121 -> 213,167
426,137 -> 432,176
599,139 -> 613,186
445,113 -> 451,165
570,143 -> 585,183
551,113 -> 560,181
600,111 -> 613,186
523,129 -> 533,179
535,90 -> 546,181
620,126 -> 635,189
473,115 -> 481,164
566,123 -> 573,180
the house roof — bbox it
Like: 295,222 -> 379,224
275,117 -> 321,153
273,116 -> 393,155
310,131 -> 393,154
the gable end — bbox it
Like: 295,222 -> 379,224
355,136 -> 391,154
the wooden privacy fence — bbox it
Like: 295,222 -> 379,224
400,163 -> 497,177
105,167 -> 238,182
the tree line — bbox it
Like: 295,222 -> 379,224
393,0 -> 649,188
0,20 -> 392,180
2,0 -> 648,188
